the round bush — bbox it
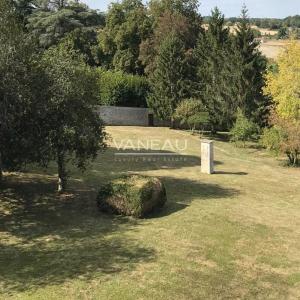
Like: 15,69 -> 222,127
97,175 -> 167,218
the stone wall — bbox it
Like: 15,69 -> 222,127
95,106 -> 170,127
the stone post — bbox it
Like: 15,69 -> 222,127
201,140 -> 214,174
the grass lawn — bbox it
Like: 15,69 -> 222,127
1,126 -> 300,299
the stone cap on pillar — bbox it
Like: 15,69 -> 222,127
201,139 -> 214,144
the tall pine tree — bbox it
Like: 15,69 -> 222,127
147,31 -> 188,125
234,5 -> 269,126
194,8 -> 242,132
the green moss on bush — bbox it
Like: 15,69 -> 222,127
97,175 -> 167,218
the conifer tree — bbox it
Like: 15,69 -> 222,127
194,8 -> 242,132
147,32 -> 188,125
234,5 -> 269,126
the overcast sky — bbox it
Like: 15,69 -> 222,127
82,0 -> 299,18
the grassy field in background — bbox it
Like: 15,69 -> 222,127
1,126 -> 300,299
259,40 -> 288,59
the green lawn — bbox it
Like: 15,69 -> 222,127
1,126 -> 300,299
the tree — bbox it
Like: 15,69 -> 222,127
140,0 -> 202,75
98,0 -> 152,74
147,32 -> 188,125
263,41 -> 300,166
277,26 -> 289,39
0,0 -> 43,182
234,5 -> 269,126
26,0 -> 105,48
174,99 -> 203,125
174,98 -> 208,132
63,28 -> 100,66
193,7 -> 242,132
264,41 -> 300,121
230,109 -> 258,147
41,44 -> 107,192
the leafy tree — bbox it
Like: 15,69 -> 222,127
0,0 -> 45,182
13,0 -> 37,23
174,99 -> 203,126
174,98 -> 208,132
260,126 -> 282,155
98,0 -> 152,74
63,27 -> 100,66
230,109 -> 258,147
187,113 -> 209,134
263,41 -> 300,166
41,44 -> 107,192
27,0 -> 105,48
140,0 -> 202,74
147,32 -> 188,125
261,114 -> 300,166
194,7 -> 242,132
234,5 -> 269,126
264,41 -> 300,120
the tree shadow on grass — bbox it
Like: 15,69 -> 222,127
0,174 -> 156,295
0,156 -> 238,294
148,176 -> 240,218
214,171 -> 248,175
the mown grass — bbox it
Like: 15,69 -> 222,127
0,126 -> 300,299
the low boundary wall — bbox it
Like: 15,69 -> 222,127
95,106 -> 170,127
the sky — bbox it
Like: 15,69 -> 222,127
82,0 -> 300,18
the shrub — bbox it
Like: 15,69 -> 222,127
97,175 -> 167,218
259,126 -> 282,155
187,113 -> 209,133
230,109 -> 258,147
98,69 -> 149,107
174,99 -> 208,131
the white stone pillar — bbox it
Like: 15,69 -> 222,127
201,140 -> 214,174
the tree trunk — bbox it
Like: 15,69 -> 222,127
170,116 -> 175,129
57,152 -> 67,193
211,124 -> 217,135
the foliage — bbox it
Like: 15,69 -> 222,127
259,126 -> 282,155
40,43 -> 107,192
277,26 -> 289,39
234,5 -> 269,126
230,109 -> 258,146
193,7 -> 242,132
62,28 -> 100,66
0,0 -> 47,180
98,0 -> 152,74
174,99 -> 203,124
226,15 -> 300,30
98,69 -> 149,107
187,113 -> 209,133
26,1 -> 105,48
264,41 -> 300,121
263,115 -> 300,166
140,0 -> 202,74
147,32 -> 188,123
97,175 -> 167,218
174,99 -> 208,131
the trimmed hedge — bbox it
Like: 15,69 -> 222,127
98,69 -> 149,107
97,175 -> 167,218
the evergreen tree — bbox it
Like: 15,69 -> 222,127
194,8 -> 242,132
234,5 -> 269,126
147,32 -> 187,125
